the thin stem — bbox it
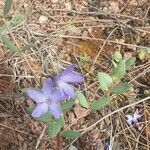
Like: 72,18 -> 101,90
35,125 -> 47,149
56,133 -> 61,150
70,96 -> 150,145
2,18 -> 40,86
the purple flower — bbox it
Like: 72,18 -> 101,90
54,64 -> 84,99
105,144 -> 112,150
28,79 -> 63,118
126,110 -> 141,126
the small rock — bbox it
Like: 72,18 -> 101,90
65,2 -> 72,11
103,7 -> 109,13
109,1 -> 119,13
82,30 -> 89,37
17,118 -> 22,123
68,145 -> 78,150
51,0 -> 58,3
39,15 -> 48,24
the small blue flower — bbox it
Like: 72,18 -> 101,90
28,79 -> 63,118
105,144 -> 111,150
126,109 -> 141,126
54,64 -> 84,99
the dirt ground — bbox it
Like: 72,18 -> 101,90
0,0 -> 150,149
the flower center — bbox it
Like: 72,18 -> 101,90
46,99 -> 52,105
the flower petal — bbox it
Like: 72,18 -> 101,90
52,89 -> 67,102
32,103 -> 48,117
60,64 -> 76,77
48,103 -> 62,118
105,144 -> 112,150
58,81 -> 75,99
133,110 -> 141,119
55,64 -> 76,80
126,115 -> 133,125
42,78 -> 54,97
60,72 -> 84,84
28,89 -> 47,103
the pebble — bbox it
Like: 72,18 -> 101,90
39,15 -> 48,24
103,7 -> 109,13
51,0 -> 58,3
65,2 -> 72,11
68,145 -> 78,150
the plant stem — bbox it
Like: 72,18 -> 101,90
2,18 -> 40,86
56,133 -> 61,150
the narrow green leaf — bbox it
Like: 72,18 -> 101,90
3,0 -> 13,16
21,43 -> 34,52
112,59 -> 126,81
62,100 -> 74,112
10,14 -> 24,27
76,91 -> 89,108
112,83 -> 133,94
91,97 -> 111,110
125,57 -> 136,70
113,51 -> 122,62
1,35 -> 19,52
98,72 -> 113,91
48,117 -> 64,138
62,130 -> 81,139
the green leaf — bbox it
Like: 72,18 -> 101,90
62,130 -> 81,139
3,0 -> 13,16
76,91 -> 89,108
139,51 -> 145,60
138,49 -> 150,60
27,107 -> 52,122
91,97 -> 111,110
62,100 -> 74,112
112,83 -> 133,95
112,60 -> 117,68
21,43 -> 34,52
1,35 -> 19,52
112,59 -> 126,81
98,72 -> 113,91
10,14 -> 24,27
26,107 -> 34,115
35,113 -> 52,122
21,87 -> 40,94
143,48 -> 150,53
48,117 -> 64,138
113,51 -> 122,62
21,88 -> 29,93
125,57 -> 136,70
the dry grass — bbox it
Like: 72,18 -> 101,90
0,0 -> 150,149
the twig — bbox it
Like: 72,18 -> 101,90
0,123 -> 37,137
48,34 -> 150,49
35,124 -> 47,149
2,18 -> 40,86
129,66 -> 150,83
46,8 -> 143,21
0,73 -> 39,79
70,96 -> 150,145
119,0 -> 130,12
56,133 -> 61,150
88,26 -> 118,74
